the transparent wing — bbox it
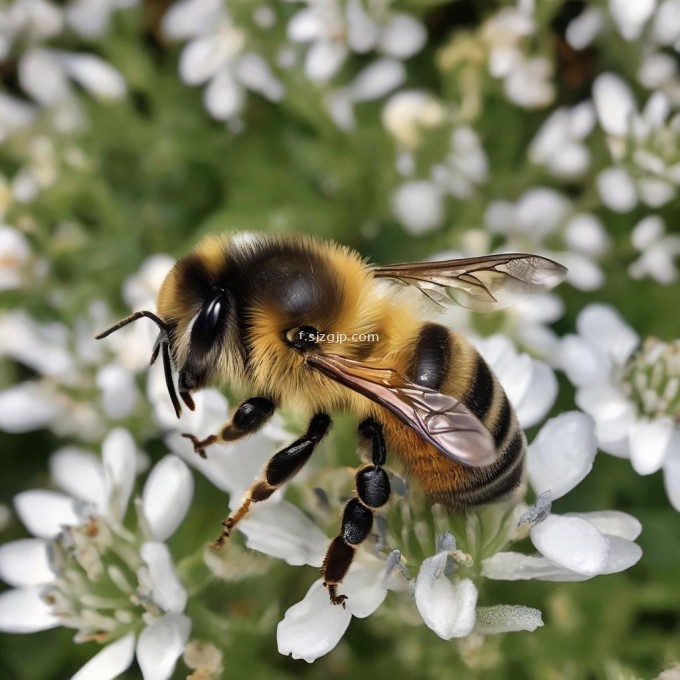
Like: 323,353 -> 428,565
306,353 -> 496,467
372,253 -> 567,311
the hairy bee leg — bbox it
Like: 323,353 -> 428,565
322,418 -> 390,606
212,413 -> 331,548
182,396 -> 275,458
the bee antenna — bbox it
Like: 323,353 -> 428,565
95,311 -> 169,340
161,340 -> 182,419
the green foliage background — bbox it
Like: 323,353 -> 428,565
1,1 -> 679,678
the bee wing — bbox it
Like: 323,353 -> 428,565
372,253 -> 567,312
306,353 -> 496,467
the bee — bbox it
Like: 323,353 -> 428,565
96,232 -> 566,606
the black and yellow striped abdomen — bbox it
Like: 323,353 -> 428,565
383,322 -> 526,508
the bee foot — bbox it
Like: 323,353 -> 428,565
181,432 -> 216,458
324,582 -> 348,608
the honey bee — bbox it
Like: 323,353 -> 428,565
96,232 -> 566,606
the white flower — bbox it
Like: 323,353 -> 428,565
65,0 -> 139,39
0,430 -> 192,680
559,304 -> 680,510
431,127 -> 489,199
382,89 -> 446,149
0,225 -> 40,291
628,215 -> 680,284
162,0 -> 283,122
390,180 -> 444,235
529,101 -> 596,178
481,3 -> 554,109
484,412 -> 643,581
593,73 -> 680,210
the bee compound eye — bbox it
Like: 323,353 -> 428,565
285,325 -> 319,351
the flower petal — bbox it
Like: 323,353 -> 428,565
593,73 -> 636,135
527,412 -> 597,499
629,418 -> 675,475
566,510 -> 642,540
14,490 -> 81,538
0,539 -> 54,587
663,440 -> 680,512
58,53 -> 126,100
391,180 -> 444,235
0,382 -> 61,433
180,34 -> 235,85
415,553 -> 477,639
514,359 -> 558,428
343,559 -> 387,618
576,304 -> 639,365
19,48 -> 70,105
238,501 -> 328,567
379,14 -> 426,59
482,551 -> 589,582
142,456 -> 194,541
599,535 -> 642,574
49,447 -> 107,512
559,334 -> 611,388
530,515 -> 609,576
140,543 -> 188,614
102,428 -> 137,521
71,633 -> 136,680
277,579 -> 352,663
596,167 -> 637,213
136,613 -> 191,680
349,58 -> 405,102
305,40 -> 348,82
204,67 -> 244,121
0,587 -> 59,633
475,605 -> 544,634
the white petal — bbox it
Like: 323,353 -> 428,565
235,52 -> 283,101
142,456 -> 194,541
343,559 -> 387,618
0,587 -> 59,632
97,363 -> 138,420
632,215 -> 664,250
140,543 -> 187,613
19,48 -> 70,105
629,418 -> 675,475
239,501 -> 328,567
475,605 -> 543,634
66,0 -> 112,38
305,40 -> 348,82
609,0 -> 655,41
136,613 -> 191,680
599,535 -> 642,574
59,53 -> 126,100
577,303 -> 639,365
593,73 -> 636,135
49,447 -> 107,512
482,551 -> 589,582
560,334 -> 611,388
566,8 -> 604,49
663,440 -> 680,511
162,0 -> 224,40
14,490 -> 81,538
180,34 -> 233,85
204,67 -> 244,120
102,428 -> 137,521
638,178 -> 675,208
287,8 -> 322,42
530,515 -> 610,576
379,14 -> 426,59
415,553 -> 477,639
0,539 -> 53,587
652,0 -> 680,45
277,579 -> 352,663
0,382 -> 60,433
345,0 -> 379,52
596,167 -> 637,213
349,58 -> 405,102
566,511 -> 642,540
559,251 -> 604,291
71,633 -> 136,680
515,360 -> 558,428
527,412 -> 597,499
515,187 -> 569,236
576,387 -> 636,454
391,180 -> 444,235
565,213 -> 609,256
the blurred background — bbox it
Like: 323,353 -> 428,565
1,0 -> 679,678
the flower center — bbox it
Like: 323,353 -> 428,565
622,337 -> 680,422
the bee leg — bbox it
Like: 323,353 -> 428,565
182,396 -> 275,458
322,417 -> 390,607
212,413 -> 331,547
